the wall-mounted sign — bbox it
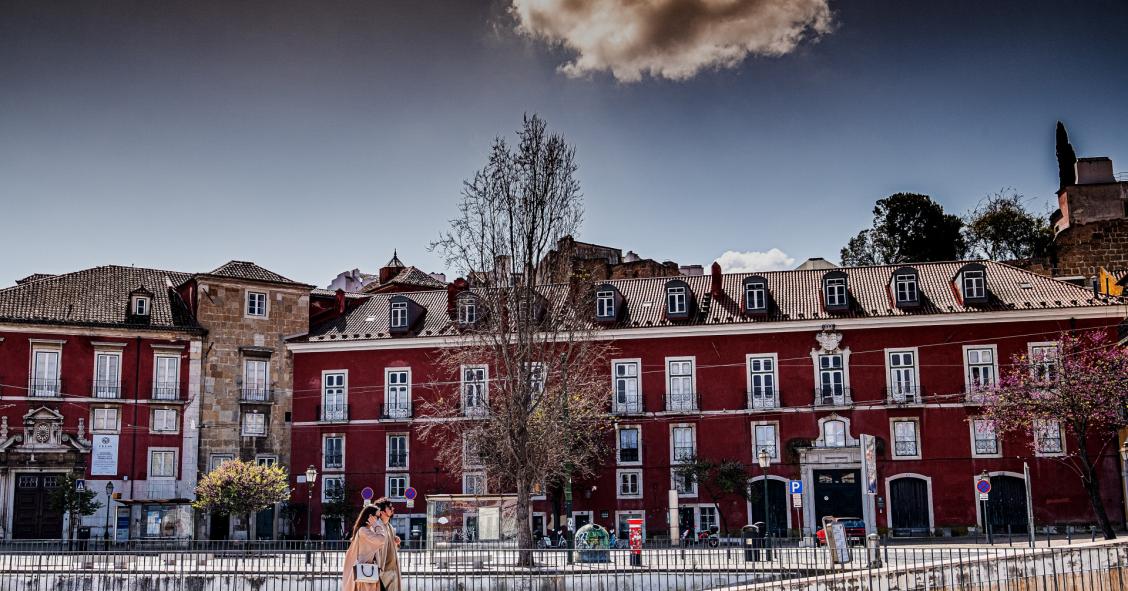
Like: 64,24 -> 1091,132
90,434 -> 119,476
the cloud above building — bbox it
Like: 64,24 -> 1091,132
715,248 -> 795,272
510,0 -> 833,82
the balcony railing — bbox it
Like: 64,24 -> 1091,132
28,379 -> 61,397
463,402 -> 489,417
965,386 -> 996,404
885,386 -> 922,405
672,445 -> 696,463
324,456 -> 344,470
612,397 -> 644,415
319,404 -> 349,422
617,445 -> 641,464
239,387 -> 273,403
747,390 -> 779,410
379,403 -> 412,420
92,381 -> 122,399
813,386 -> 852,407
387,452 -> 408,469
664,392 -> 699,413
152,381 -> 182,401
893,441 -> 919,457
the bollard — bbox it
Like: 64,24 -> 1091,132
1091,526 -> 1096,542
1067,526 -> 1072,545
1007,524 -> 1012,545
866,534 -> 882,568
882,534 -> 889,565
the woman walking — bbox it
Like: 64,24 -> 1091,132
341,499 -> 402,591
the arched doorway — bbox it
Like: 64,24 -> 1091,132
888,475 -> 931,536
984,474 -> 1028,534
747,477 -> 788,536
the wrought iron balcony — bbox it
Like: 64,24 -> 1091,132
672,445 -> 696,463
28,379 -> 62,397
747,389 -> 779,410
612,396 -> 644,415
387,452 -> 409,469
462,403 -> 489,417
92,380 -> 122,399
885,386 -> 922,405
324,455 -> 344,470
617,445 -> 642,464
379,403 -> 412,420
893,441 -> 919,457
965,386 -> 996,404
319,404 -> 349,422
664,392 -> 699,413
813,386 -> 852,407
239,386 -> 273,403
152,381 -> 182,401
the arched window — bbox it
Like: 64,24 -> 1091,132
823,420 -> 846,447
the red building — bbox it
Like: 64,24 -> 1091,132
288,260 -> 1127,541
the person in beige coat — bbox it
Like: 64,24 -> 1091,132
341,499 -> 402,591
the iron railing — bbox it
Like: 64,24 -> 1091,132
387,452 -> 408,469
814,386 -> 852,406
28,378 -> 62,397
239,387 -> 273,403
318,404 -> 349,422
885,386 -> 922,404
92,380 -> 122,399
747,389 -> 779,410
379,403 -> 412,420
664,392 -> 699,412
152,381 -> 181,401
612,397 -> 644,415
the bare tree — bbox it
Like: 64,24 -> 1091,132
424,115 -> 614,565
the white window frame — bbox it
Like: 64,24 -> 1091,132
463,434 -> 484,469
387,433 -> 410,470
667,286 -> 687,315
148,448 -> 178,480
823,419 -> 847,448
1028,342 -> 1060,382
616,469 -> 643,499
321,370 -> 348,421
815,353 -> 847,403
151,408 -> 179,434
670,423 -> 697,497
461,365 -> 488,415
970,419 -> 1002,458
596,290 -> 615,317
1033,419 -> 1066,457
255,455 -> 278,467
526,362 -> 546,397
132,295 -> 151,316
885,347 -> 920,402
665,356 -> 696,411
616,425 -> 642,466
825,277 -> 847,307
462,472 -> 487,495
746,353 -> 778,409
384,367 -> 412,418
245,291 -> 268,318
92,407 -> 120,433
752,421 -> 780,463
963,344 -> 999,396
894,274 -> 918,303
457,297 -> 477,324
745,282 -> 766,311
241,411 -> 267,437
390,301 -> 409,328
92,350 -> 123,398
243,358 -> 270,401
153,354 -> 180,400
890,418 -> 922,460
322,475 -> 345,503
208,454 -> 234,473
323,434 -> 345,471
386,473 -> 409,500
612,358 -> 642,414
962,270 -> 985,300
30,346 -> 62,397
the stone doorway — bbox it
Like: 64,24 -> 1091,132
13,473 -> 66,539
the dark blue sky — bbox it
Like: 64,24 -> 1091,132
2,1 -> 1126,285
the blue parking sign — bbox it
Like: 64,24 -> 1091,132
789,480 -> 803,494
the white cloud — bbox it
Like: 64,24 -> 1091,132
510,0 -> 833,82
715,248 -> 795,273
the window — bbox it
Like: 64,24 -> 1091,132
387,474 -> 409,500
971,419 -> 999,456
667,286 -> 687,315
965,346 -> 997,393
745,282 -> 767,311
93,352 -> 122,398
242,412 -> 266,436
526,362 -> 546,397
31,348 -> 61,396
698,506 -> 718,532
93,407 -> 119,432
817,354 -> 846,402
463,472 -> 486,495
462,366 -> 488,414
747,355 -> 777,409
962,270 -> 985,300
823,419 -> 846,447
390,301 -> 408,328
149,449 -> 177,479
617,470 -> 642,498
388,434 -> 409,469
324,435 -> 344,470
384,369 -> 411,418
208,454 -> 234,473
887,350 -> 918,402
322,372 -> 347,421
892,420 -> 920,458
618,427 -> 641,464
1029,343 -> 1059,382
1034,420 -> 1064,455
243,359 -> 270,401
152,408 -> 178,433
153,355 -> 180,400
596,290 -> 615,318
133,296 -> 150,316
672,426 -> 696,463
463,435 -> 484,468
255,455 -> 278,467
246,291 -> 267,317
894,274 -> 918,304
667,358 -> 696,411
322,476 -> 344,503
457,297 -> 477,325
825,277 -> 847,308
754,423 -> 778,461
613,360 -> 641,413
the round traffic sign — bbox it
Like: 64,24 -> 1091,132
404,487 -> 417,501
361,487 -> 374,500
976,479 -> 991,494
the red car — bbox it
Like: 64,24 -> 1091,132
816,518 -> 866,546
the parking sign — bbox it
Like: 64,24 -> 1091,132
788,480 -> 803,494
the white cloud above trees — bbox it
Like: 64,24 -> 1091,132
715,248 -> 795,272
510,0 -> 833,82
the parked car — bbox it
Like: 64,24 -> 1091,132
816,518 -> 866,546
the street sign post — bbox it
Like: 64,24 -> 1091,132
75,479 -> 86,492
361,486 -> 374,506
788,480 -> 803,494
791,493 -> 802,508
976,474 -> 993,544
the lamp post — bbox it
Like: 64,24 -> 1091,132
103,481 -> 114,550
305,465 -> 317,565
758,449 -> 771,561
1120,443 -> 1128,532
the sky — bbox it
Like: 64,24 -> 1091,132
2,0 -> 1127,287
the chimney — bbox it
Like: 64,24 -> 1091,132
335,289 -> 346,314
1075,157 -> 1115,185
710,262 -> 723,298
679,264 -> 704,276
447,277 -> 469,318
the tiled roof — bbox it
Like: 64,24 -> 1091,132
16,273 -> 57,285
300,260 -> 1126,342
0,266 -> 201,332
362,266 -> 446,292
311,288 -> 371,300
201,261 -> 310,286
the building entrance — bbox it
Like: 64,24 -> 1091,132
13,473 -> 66,539
813,469 -> 863,524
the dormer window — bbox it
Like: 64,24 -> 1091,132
892,267 -> 920,308
457,297 -> 477,325
132,296 -> 150,316
596,291 -> 615,318
667,286 -> 686,315
390,301 -> 409,328
955,263 -> 988,304
742,276 -> 769,314
822,271 -> 849,311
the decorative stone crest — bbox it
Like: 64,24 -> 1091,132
815,328 -> 843,352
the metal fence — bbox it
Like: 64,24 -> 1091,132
0,539 -> 1125,591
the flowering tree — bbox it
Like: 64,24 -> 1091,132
984,329 -> 1128,540
193,460 -> 290,530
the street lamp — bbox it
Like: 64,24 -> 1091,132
104,481 -> 115,550
1119,443 -> 1128,532
758,449 -> 771,560
305,465 -> 317,566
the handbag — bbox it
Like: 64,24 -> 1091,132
354,561 -> 381,583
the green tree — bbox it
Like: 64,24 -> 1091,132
321,480 -> 359,540
49,473 -> 103,542
964,189 -> 1053,260
675,456 -> 750,535
193,460 -> 290,535
841,193 -> 966,266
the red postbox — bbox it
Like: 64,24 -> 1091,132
628,518 -> 643,566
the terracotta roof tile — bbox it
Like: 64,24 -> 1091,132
202,261 -> 309,286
